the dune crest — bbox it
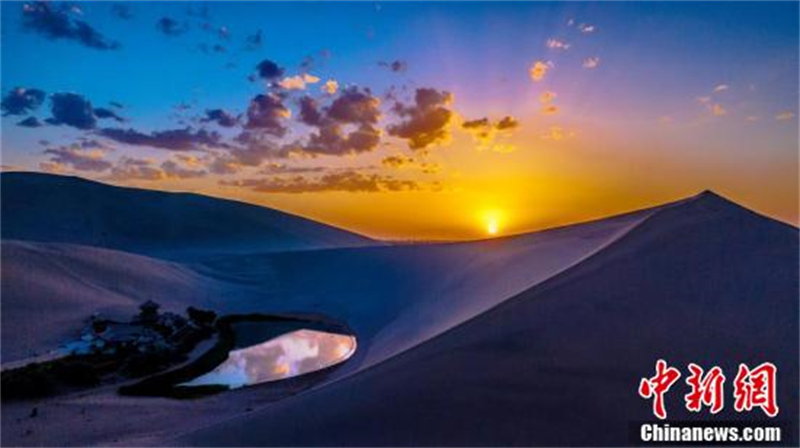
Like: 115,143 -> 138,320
1,172 -> 374,261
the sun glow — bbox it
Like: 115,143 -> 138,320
482,210 -> 503,236
487,219 -> 499,235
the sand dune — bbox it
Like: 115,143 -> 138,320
189,202 -> 658,377
1,241 -> 226,362
176,192 -> 799,446
1,172 -> 374,260
1,176 -> 796,446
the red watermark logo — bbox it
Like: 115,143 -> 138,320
638,360 -> 778,420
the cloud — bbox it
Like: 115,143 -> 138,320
39,161 -> 67,173
207,155 -> 241,175
255,59 -> 285,81
381,153 -> 415,169
108,157 -> 164,180
298,96 -> 323,126
321,79 -> 339,95
283,87 -> 384,157
582,57 -> 600,69
713,84 -> 729,93
1,87 -> 46,115
775,111 -> 795,121
206,132 -> 293,173
42,145 -> 112,172
540,126 -> 576,141
461,115 -> 520,152
529,61 -> 552,82
697,96 -> 711,104
381,154 -> 441,174
156,17 -> 188,36
462,118 -> 490,130
745,116 -> 759,122
278,73 -> 321,90
259,163 -> 327,175
94,107 -> 124,122
161,159 -> 207,178
378,60 -> 408,73
539,90 -> 557,104
388,88 -> 454,150
496,116 -> 519,130
546,38 -> 571,50
231,139 -> 284,166
111,3 -> 133,20
578,23 -> 596,33
17,116 -> 44,128
203,109 -> 239,127
22,1 -> 120,50
222,170 -> 435,193
98,127 -> 222,151
327,87 -> 382,124
244,93 -> 290,136
108,156 -> 207,181
77,138 -> 113,150
541,104 -> 559,115
301,123 -> 382,156
711,104 -> 727,116
48,93 -> 97,130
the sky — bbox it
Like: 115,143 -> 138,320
1,1 -> 798,240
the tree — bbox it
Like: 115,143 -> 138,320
187,306 -> 216,327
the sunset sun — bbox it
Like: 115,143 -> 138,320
486,218 -> 499,235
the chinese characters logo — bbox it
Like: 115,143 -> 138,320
638,359 -> 778,419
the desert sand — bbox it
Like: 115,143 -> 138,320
1,173 -> 797,446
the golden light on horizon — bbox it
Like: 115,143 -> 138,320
487,219 -> 499,235
483,210 -> 503,236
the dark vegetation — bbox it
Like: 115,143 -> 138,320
2,308 -> 355,401
2,358 -> 102,400
1,303 -> 217,401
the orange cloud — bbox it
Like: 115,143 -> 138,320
278,73 -> 320,90
539,90 -> 557,104
322,79 -> 338,95
712,104 -> 727,116
461,115 -> 520,152
775,111 -> 795,121
529,61 -> 552,82
541,104 -> 559,115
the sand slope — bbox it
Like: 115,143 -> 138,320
1,241 -> 229,362
190,203 -> 657,377
176,192 -> 799,446
1,172 -> 373,260
2,190 -> 796,446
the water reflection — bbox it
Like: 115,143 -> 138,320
181,329 -> 356,389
